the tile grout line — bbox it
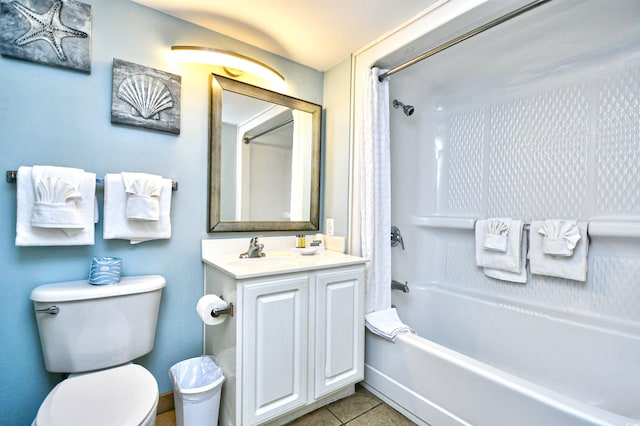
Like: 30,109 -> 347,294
324,406 -> 344,425
341,401 -> 384,425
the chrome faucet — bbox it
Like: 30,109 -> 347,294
239,236 -> 265,258
391,280 -> 409,293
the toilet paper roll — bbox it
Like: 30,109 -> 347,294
197,295 -> 228,326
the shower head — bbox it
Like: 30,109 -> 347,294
393,99 -> 415,116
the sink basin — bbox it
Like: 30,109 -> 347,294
204,249 -> 341,279
208,252 -> 309,277
227,256 -> 298,268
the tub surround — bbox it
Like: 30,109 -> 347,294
365,284 -> 640,425
201,236 -> 366,425
356,0 -> 640,423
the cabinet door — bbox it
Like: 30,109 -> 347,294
314,267 -> 365,398
242,275 -> 309,425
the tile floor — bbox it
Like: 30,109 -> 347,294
155,384 -> 416,426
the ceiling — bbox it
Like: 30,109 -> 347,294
131,0 -> 441,71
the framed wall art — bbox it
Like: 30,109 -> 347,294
111,58 -> 182,135
0,0 -> 92,73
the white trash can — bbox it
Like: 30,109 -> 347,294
169,356 -> 225,426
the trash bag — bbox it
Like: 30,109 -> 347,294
169,356 -> 224,404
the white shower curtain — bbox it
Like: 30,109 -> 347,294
356,67 -> 391,313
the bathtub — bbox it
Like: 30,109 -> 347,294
363,284 -> 640,426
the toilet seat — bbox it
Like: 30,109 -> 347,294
36,364 -> 158,426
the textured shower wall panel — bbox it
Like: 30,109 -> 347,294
487,86 -> 588,219
589,255 -> 640,319
432,57 -> 640,323
445,108 -> 484,214
444,239 -> 640,323
595,61 -> 640,215
445,240 -> 593,313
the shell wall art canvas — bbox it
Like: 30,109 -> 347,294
0,0 -> 92,73
111,58 -> 181,134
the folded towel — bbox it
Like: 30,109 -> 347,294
16,166 -> 96,246
483,230 -> 528,284
122,172 -> 163,221
476,219 -> 524,273
103,173 -> 172,244
365,308 -> 412,342
484,218 -> 511,252
31,165 -> 85,232
530,221 -> 589,282
539,220 -> 581,257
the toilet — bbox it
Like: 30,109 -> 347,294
30,275 -> 166,426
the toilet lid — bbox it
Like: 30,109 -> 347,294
37,364 -> 158,426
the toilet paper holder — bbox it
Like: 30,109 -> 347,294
211,295 -> 234,318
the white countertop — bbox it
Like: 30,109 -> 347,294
202,237 -> 366,279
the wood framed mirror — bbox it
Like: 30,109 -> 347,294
208,74 -> 322,232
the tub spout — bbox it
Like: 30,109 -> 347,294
391,280 -> 409,293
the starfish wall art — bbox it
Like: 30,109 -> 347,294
0,0 -> 91,73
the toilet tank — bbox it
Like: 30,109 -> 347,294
30,275 -> 166,373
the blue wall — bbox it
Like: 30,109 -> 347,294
0,0 -> 323,423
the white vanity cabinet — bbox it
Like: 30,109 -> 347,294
313,268 -> 364,398
202,245 -> 366,426
241,273 -> 310,425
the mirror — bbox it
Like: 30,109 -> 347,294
208,74 -> 322,232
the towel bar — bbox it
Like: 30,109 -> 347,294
411,215 -> 640,239
6,170 -> 178,191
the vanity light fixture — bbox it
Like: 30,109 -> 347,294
170,45 -> 285,90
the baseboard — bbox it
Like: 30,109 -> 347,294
157,391 -> 174,414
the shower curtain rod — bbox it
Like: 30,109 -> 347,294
378,0 -> 553,82
243,118 -> 294,144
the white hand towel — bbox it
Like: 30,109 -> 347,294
16,166 -> 96,246
30,165 -> 84,232
530,221 -> 589,282
483,218 -> 511,252
483,231 -> 528,284
103,173 -> 172,244
539,220 -> 581,257
475,219 -> 523,273
365,308 -> 412,342
121,172 -> 163,221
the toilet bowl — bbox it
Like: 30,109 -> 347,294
34,364 -> 158,426
30,276 -> 166,426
